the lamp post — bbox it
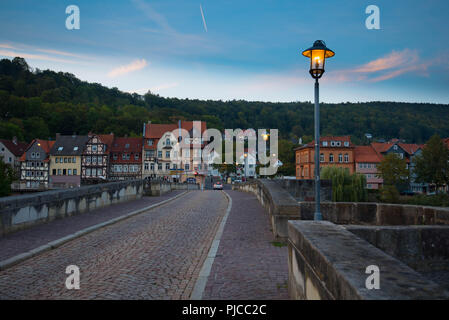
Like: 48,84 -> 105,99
302,40 -> 335,221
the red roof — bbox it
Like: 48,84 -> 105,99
19,139 -> 55,161
354,145 -> 382,163
144,121 -> 207,139
111,137 -> 142,153
0,139 -> 28,157
296,136 -> 353,150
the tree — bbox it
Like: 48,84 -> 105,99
0,156 -> 16,197
377,153 -> 409,202
320,166 -> 367,202
414,134 -> 449,191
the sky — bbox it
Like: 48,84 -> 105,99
1,0 -> 449,104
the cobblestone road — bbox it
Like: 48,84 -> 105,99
203,190 -> 289,300
0,191 -> 228,300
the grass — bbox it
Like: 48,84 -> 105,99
271,241 -> 287,248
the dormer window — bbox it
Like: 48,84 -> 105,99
73,147 -> 78,151
331,141 -> 336,146
344,142 -> 349,147
322,141 -> 328,147
393,145 -> 398,150
336,141 -> 341,147
58,147 -> 63,151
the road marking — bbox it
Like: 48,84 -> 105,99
190,190 -> 232,300
0,191 -> 189,271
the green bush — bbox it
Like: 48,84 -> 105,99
400,193 -> 449,207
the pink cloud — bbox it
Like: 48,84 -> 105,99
107,59 -> 148,78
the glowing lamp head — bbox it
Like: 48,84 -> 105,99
262,133 -> 269,141
302,40 -> 335,79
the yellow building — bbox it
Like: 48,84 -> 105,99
49,135 -> 89,188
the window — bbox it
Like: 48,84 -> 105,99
322,141 -> 328,147
55,157 -> 59,163
165,151 -> 170,158
393,145 -> 398,150
58,147 -> 63,151
173,164 -> 177,169
36,152 -> 40,158
158,163 -> 162,170
73,169 -> 77,175
63,169 -> 66,175
113,153 -> 118,160
344,154 -> 349,163
58,169 -> 62,175
92,168 -> 97,176
158,151 -> 162,158
336,141 -> 341,146
86,168 -> 91,176
150,163 -> 154,171
320,153 -> 324,162
344,142 -> 349,147
31,152 -> 35,158
165,163 -> 170,170
329,154 -> 334,163
92,156 -> 97,163
123,165 -> 128,172
125,144 -> 130,149
338,154 -> 343,163
52,169 -> 56,175
87,156 -> 91,163
331,141 -> 335,147
68,169 -> 72,175
92,145 -> 97,152
98,156 -> 102,163
148,140 -> 153,146
185,163 -> 190,170
68,157 -> 72,163
64,157 -> 68,163
135,153 -> 139,160
144,163 -> 149,171
73,147 -> 78,151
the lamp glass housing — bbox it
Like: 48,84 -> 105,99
302,40 -> 335,79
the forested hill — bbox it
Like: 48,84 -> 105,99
1,57 -> 449,144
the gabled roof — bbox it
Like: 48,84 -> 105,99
354,145 -> 382,163
19,139 -> 55,161
111,137 -> 142,153
295,136 -> 353,150
143,121 -> 207,139
50,135 -> 89,156
0,139 -> 28,156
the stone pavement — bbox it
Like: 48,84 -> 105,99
0,191 -> 228,299
0,190 -> 184,261
202,190 -> 289,300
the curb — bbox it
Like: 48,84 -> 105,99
190,190 -> 233,300
0,190 -> 189,271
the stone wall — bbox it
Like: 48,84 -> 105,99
276,179 -> 332,202
0,180 -> 145,236
288,221 -> 449,300
144,181 -> 199,196
344,225 -> 449,272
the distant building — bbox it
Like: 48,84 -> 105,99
19,139 -> 55,190
0,137 -> 28,174
354,145 -> 383,189
109,137 -> 142,180
295,136 -> 354,180
81,133 -> 114,184
49,135 -> 89,188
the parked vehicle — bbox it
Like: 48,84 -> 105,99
213,181 -> 223,190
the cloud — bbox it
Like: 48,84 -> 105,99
0,49 -> 76,64
329,49 -> 431,83
107,59 -> 148,77
0,43 -> 15,49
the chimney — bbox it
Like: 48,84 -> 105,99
12,136 -> 17,145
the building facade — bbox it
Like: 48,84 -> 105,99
354,145 -> 383,189
19,139 -> 55,190
81,133 -> 114,184
109,137 -> 142,180
295,136 -> 355,180
0,137 -> 27,175
49,135 -> 89,188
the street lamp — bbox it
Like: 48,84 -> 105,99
302,40 -> 335,221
